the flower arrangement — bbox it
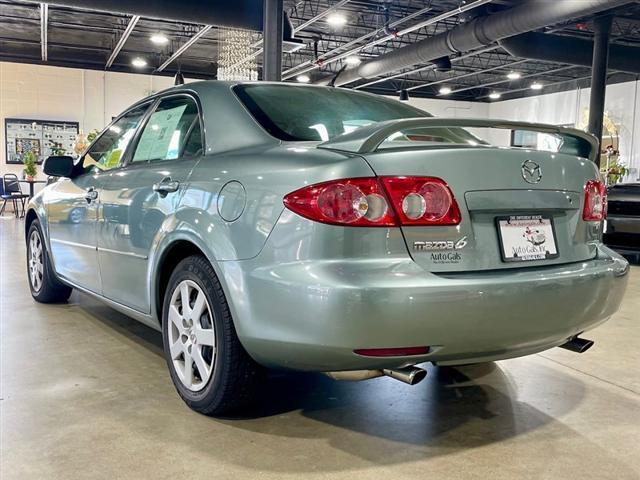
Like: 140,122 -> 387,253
601,155 -> 629,185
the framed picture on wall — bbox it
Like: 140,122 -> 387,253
4,118 -> 79,164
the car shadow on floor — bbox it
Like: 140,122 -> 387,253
72,291 -> 605,470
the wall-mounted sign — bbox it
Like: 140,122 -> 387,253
4,118 -> 79,164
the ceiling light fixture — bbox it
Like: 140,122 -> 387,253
507,72 -> 521,80
530,82 -> 543,90
150,33 -> 169,45
489,92 -> 502,100
296,74 -> 311,83
326,12 -> 347,27
345,55 -> 361,66
131,57 -> 147,68
439,86 -> 452,95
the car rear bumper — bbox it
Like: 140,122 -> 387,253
228,244 -> 629,371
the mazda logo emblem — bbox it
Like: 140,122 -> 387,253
521,160 -> 542,184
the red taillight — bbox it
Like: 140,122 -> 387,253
381,176 -> 461,226
583,179 -> 607,222
283,178 -> 396,227
354,346 -> 430,357
284,176 -> 461,227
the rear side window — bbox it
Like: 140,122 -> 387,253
234,84 -> 429,141
132,96 -> 201,162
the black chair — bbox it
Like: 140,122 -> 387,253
1,174 -> 30,218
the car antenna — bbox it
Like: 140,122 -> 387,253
328,65 -> 347,88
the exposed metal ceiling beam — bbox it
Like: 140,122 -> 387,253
157,25 -> 212,72
327,0 -> 630,87
40,3 -> 48,61
284,0 -> 493,80
229,0 -> 351,69
446,65 -> 577,96
477,74 -> 592,100
105,14 -> 139,68
406,59 -> 528,92
353,46 -> 499,90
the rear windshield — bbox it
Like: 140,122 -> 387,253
234,84 -> 431,141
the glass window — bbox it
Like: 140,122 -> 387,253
132,96 -> 201,163
83,104 -> 149,173
378,126 -> 489,149
234,84 -> 430,141
182,121 -> 203,157
511,129 -> 563,152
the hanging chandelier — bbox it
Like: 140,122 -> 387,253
217,27 -> 258,81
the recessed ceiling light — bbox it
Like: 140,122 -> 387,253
489,92 -> 502,100
131,57 -> 147,68
296,74 -> 311,83
345,55 -> 361,66
439,86 -> 452,95
326,12 -> 347,27
530,82 -> 543,90
507,72 -> 521,80
150,33 -> 169,45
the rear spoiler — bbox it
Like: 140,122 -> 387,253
318,118 -> 599,162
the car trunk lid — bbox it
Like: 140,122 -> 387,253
319,119 -> 602,272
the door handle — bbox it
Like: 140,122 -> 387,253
153,177 -> 180,196
84,187 -> 98,203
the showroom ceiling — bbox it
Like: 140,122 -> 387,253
1,0 -> 639,101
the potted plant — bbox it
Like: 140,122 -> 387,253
601,155 -> 629,185
23,151 -> 38,181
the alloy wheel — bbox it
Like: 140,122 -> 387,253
28,230 -> 44,293
167,280 -> 216,392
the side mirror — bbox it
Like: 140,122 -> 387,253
43,155 -> 76,178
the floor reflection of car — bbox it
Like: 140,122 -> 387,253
604,182 -> 640,260
24,81 -> 629,417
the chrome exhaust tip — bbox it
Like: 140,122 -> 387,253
382,366 -> 427,385
324,366 -> 427,385
559,336 -> 594,353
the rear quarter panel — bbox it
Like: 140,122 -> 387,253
179,145 -> 377,261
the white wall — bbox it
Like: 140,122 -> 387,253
0,62 -> 175,183
487,80 -> 640,179
2,61 -> 639,186
402,96 -> 490,118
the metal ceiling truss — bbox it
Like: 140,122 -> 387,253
1,0 -> 640,101
105,14 -> 140,68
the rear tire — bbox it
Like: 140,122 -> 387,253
162,254 -> 263,416
27,220 -> 72,303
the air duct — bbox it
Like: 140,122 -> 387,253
324,0 -> 632,87
500,32 -> 640,74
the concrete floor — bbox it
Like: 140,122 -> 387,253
1,216 -> 639,480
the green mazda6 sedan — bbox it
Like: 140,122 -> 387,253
25,81 -> 629,415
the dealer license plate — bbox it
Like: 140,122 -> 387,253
496,215 -> 559,262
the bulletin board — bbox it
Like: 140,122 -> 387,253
4,118 -> 79,164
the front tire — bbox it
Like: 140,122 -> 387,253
27,220 -> 72,303
162,255 -> 262,416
